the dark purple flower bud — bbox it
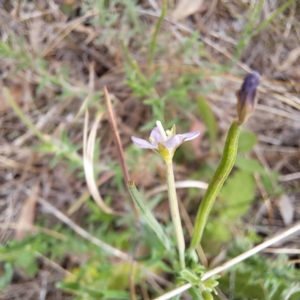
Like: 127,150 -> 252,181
237,71 -> 260,124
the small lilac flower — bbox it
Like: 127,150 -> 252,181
237,71 -> 260,124
131,121 -> 200,162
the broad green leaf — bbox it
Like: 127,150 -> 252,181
236,157 -> 280,194
261,171 -> 280,194
0,263 -> 14,289
235,156 -> 265,174
128,181 -> 171,250
205,219 -> 231,243
202,170 -> 256,246
197,96 -> 217,149
219,170 -> 256,219
15,251 -> 38,276
237,131 -> 257,152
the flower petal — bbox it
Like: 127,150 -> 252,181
163,131 -> 200,151
150,127 -> 164,144
178,131 -> 200,141
163,135 -> 185,151
131,136 -> 157,149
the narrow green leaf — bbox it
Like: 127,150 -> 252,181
253,0 -> 297,35
189,286 -> 203,299
180,269 -> 201,285
57,282 -> 104,298
128,181 -> 171,250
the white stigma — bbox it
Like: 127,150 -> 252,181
156,120 -> 168,142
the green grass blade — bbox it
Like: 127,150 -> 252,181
234,0 -> 264,60
253,0 -> 296,35
147,3 -> 167,70
4,88 -> 45,141
128,181 -> 171,251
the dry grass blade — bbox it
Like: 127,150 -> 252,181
277,195 -> 294,226
145,180 -> 208,199
103,86 -> 130,183
14,184 -> 39,241
103,86 -> 139,217
263,248 -> 300,254
280,172 -> 300,182
172,0 -> 204,21
42,9 -> 98,57
83,110 -> 117,215
0,155 -> 40,173
277,46 -> 300,71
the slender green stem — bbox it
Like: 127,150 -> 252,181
190,121 -> 241,251
121,40 -> 148,85
166,160 -> 186,269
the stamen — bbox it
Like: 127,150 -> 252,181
166,130 -> 172,138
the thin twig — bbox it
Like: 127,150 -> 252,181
280,172 -> 300,182
32,190 -> 129,260
36,252 -> 74,278
153,221 -> 300,300
0,223 -> 66,240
